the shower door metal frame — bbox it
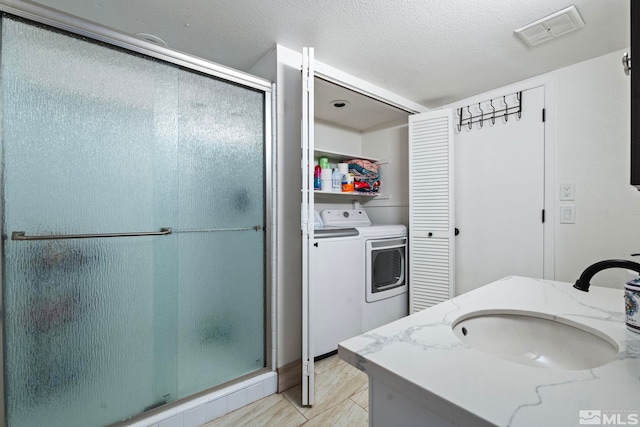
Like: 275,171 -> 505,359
0,1 -> 275,425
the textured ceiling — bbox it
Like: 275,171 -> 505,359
27,0 -> 629,107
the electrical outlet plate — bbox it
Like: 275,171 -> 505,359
560,183 -> 575,201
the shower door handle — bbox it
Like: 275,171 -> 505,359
11,227 -> 172,241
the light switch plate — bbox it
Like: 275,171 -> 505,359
560,205 -> 576,224
560,183 -> 575,201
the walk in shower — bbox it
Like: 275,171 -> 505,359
0,5 -> 272,427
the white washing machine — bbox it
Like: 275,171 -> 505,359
357,224 -> 409,332
313,210 -> 408,357
313,209 -> 369,357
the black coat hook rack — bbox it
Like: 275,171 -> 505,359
456,91 -> 522,132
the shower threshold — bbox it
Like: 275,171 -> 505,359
114,369 -> 277,427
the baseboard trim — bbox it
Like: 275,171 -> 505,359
277,359 -> 301,392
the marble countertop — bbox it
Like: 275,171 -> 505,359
338,276 -> 640,427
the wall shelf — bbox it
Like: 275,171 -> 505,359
314,190 -> 379,199
315,149 -> 379,164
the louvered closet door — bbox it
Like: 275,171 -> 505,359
408,110 -> 454,313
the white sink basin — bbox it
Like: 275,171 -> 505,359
452,310 -> 619,370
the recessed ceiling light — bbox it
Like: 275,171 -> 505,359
134,32 -> 168,47
330,100 -> 350,109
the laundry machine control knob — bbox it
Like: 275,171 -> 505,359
343,211 -> 349,218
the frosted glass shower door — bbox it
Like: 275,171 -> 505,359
1,13 -> 267,427
175,69 -> 265,397
1,17 -> 180,427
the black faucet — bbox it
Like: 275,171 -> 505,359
574,259 -> 640,292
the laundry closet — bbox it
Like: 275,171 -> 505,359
310,73 -> 413,350
299,48 -> 434,405
250,45 -> 443,405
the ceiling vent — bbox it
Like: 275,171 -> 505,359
514,5 -> 585,47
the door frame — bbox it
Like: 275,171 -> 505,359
301,47 -> 315,406
295,47 -> 428,405
0,1 -> 271,92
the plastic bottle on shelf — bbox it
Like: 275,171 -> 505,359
314,164 -> 322,190
331,168 -> 341,192
342,172 -> 355,192
319,156 -> 329,169
320,168 -> 332,191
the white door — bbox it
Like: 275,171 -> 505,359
408,109 -> 455,313
300,47 -> 315,406
454,87 -> 545,295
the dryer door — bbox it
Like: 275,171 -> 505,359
366,238 -> 407,303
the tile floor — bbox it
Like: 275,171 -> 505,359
200,355 -> 369,427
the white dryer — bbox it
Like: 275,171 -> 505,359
357,224 -> 408,332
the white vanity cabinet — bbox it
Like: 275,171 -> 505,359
340,276 -> 640,427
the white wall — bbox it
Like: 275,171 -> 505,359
251,46 -> 304,368
362,121 -> 410,226
315,120 -> 361,154
554,48 -> 640,287
444,48 -> 640,291
314,121 -> 363,212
